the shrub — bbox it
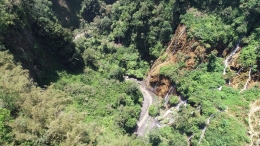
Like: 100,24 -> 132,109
149,105 -> 159,117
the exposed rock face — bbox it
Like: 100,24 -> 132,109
146,24 -> 260,97
146,24 -> 207,97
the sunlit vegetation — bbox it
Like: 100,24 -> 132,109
0,0 -> 259,145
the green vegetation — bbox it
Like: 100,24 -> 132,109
180,10 -> 234,47
149,127 -> 187,146
149,105 -> 159,117
0,0 -> 259,145
169,95 -> 179,106
202,113 -> 250,146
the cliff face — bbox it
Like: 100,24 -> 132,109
146,24 -> 260,98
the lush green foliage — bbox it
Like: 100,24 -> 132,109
149,127 -> 187,146
0,0 -> 260,145
180,10 -> 234,48
202,113 -> 250,146
169,95 -> 179,106
158,53 -> 257,145
0,108 -> 12,145
149,105 -> 159,117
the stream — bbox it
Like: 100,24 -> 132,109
198,114 -> 213,144
163,95 -> 187,124
240,67 -> 252,93
223,39 -> 242,75
164,85 -> 175,103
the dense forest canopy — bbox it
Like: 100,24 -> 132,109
0,0 -> 260,145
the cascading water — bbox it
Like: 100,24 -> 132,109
163,96 -> 187,119
223,39 -> 242,75
188,133 -> 194,146
240,67 -> 252,93
236,67 -> 243,75
188,134 -> 194,141
167,97 -> 187,125
217,86 -> 222,91
164,86 -> 175,103
198,114 -> 213,144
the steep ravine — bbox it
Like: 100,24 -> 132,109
144,24 -> 260,144
146,24 -> 206,97
146,24 -> 259,97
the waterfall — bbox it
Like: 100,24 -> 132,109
164,86 -> 175,103
163,96 -> 187,118
176,97 -> 187,110
240,67 -> 252,93
163,107 -> 173,118
188,134 -> 194,141
236,67 -> 243,75
223,39 -> 242,75
198,114 -> 213,144
168,118 -> 175,124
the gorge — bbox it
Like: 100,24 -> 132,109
0,0 -> 260,145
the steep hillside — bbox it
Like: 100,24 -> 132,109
147,25 -> 260,97
0,0 -> 260,145
145,12 -> 260,146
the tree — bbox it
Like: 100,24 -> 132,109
81,0 -> 101,22
149,105 -> 159,117
169,95 -> 179,106
149,129 -> 161,146
109,66 -> 124,81
238,44 -> 258,67
100,16 -> 112,33
160,21 -> 172,42
0,108 -> 12,145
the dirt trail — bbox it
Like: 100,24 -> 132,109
136,81 -> 160,136
248,100 -> 260,146
137,84 -> 153,128
125,76 -> 159,136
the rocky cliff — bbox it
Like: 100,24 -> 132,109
146,24 -> 260,98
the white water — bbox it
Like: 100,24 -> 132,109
164,86 -> 175,103
176,98 -> 187,110
169,118 -> 175,124
163,107 -> 174,118
240,67 -> 252,93
236,67 -> 243,75
188,134 -> 194,141
198,115 -> 213,144
223,39 -> 242,75
196,105 -> 201,111
163,96 -> 187,118
188,133 -> 194,145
